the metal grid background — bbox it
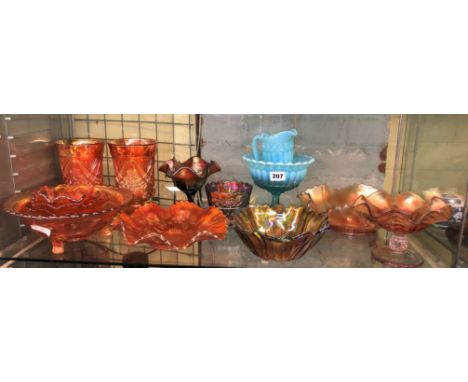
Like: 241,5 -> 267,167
71,114 -> 200,266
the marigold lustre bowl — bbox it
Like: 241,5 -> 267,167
120,201 -> 228,250
353,190 -> 452,267
205,181 -> 253,218
232,205 -> 328,262
299,184 -> 379,236
159,156 -> 221,203
3,184 -> 133,254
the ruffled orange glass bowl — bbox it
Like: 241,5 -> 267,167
232,205 -> 328,262
205,181 -> 253,219
55,139 -> 104,185
3,184 -> 133,254
354,190 -> 452,267
159,156 -> 221,203
299,184 -> 378,236
120,201 -> 228,250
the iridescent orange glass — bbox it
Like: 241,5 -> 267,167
299,184 -> 378,235
120,201 -> 228,250
354,190 -> 452,267
108,139 -> 157,204
3,184 -> 133,254
205,181 -> 253,219
56,139 -> 104,185
232,205 -> 328,262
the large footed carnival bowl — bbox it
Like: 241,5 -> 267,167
354,190 -> 452,267
299,184 -> 379,236
120,201 -> 228,250
232,204 -> 328,262
242,154 -> 315,205
3,184 -> 133,254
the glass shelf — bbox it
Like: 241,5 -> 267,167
0,227 -> 443,268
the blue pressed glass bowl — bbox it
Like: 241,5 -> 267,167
242,154 -> 315,205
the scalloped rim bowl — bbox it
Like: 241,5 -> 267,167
120,201 -> 228,250
299,184 -> 379,235
3,185 -> 133,254
233,204 -> 328,261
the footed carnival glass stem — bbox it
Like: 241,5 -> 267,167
271,193 -> 281,206
389,233 -> 409,253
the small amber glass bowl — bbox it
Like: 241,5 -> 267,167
205,181 -> 253,219
55,139 -> 104,185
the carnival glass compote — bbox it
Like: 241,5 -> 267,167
354,190 -> 452,267
159,156 -> 221,203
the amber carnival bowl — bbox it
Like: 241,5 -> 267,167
232,205 -> 328,262
3,184 -> 133,254
299,184 -> 379,236
205,181 -> 253,219
354,190 -> 452,267
120,201 -> 228,250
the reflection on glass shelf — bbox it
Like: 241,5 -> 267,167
0,228 -> 448,268
0,231 -> 200,268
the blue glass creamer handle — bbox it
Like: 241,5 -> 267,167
252,134 -> 265,161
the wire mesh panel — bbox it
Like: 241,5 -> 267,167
71,114 -> 199,266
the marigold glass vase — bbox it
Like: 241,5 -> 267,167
354,190 -> 452,267
108,138 -> 157,204
55,139 -> 104,185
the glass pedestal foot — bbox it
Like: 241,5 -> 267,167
371,246 -> 424,268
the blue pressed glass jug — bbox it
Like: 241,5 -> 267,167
252,129 -> 298,163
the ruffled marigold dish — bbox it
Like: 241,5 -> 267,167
299,184 -> 378,235
120,201 -> 228,250
353,190 -> 452,267
3,184 -> 133,254
232,205 -> 328,262
159,156 -> 221,203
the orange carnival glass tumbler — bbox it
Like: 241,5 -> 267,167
55,139 -> 104,185
108,138 -> 157,204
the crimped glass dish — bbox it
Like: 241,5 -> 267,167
3,184 -> 133,254
232,205 -> 328,262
